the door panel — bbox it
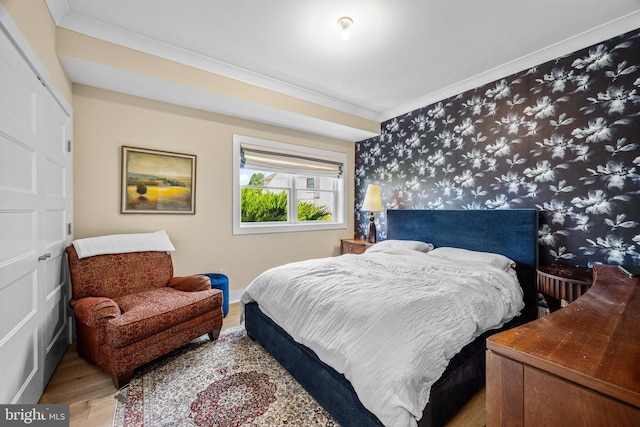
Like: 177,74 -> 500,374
0,211 -> 36,263
0,20 -> 72,403
0,271 -> 37,347
0,273 -> 39,403
0,32 -> 37,146
0,132 -> 35,193
0,26 -> 43,404
39,87 -> 71,387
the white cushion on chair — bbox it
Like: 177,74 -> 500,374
72,230 -> 175,259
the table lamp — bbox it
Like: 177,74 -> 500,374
362,184 -> 382,243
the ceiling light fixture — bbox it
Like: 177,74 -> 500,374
337,16 -> 353,40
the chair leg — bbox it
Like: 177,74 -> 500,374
112,370 -> 134,389
208,328 -> 221,341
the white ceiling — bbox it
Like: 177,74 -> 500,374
46,0 -> 640,141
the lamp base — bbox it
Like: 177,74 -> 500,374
367,212 -> 377,243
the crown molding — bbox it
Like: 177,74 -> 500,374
382,10 -> 640,122
45,0 -> 70,24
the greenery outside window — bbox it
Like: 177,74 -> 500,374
233,135 -> 347,235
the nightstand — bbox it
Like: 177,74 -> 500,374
537,265 -> 593,312
340,239 -> 374,255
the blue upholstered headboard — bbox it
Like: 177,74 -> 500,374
387,209 -> 539,314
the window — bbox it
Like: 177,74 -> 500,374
233,135 -> 347,235
306,178 -> 315,189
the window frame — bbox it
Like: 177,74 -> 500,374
233,134 -> 347,235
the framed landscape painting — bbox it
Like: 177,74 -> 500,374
121,146 -> 196,214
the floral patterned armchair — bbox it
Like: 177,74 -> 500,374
66,244 -> 223,388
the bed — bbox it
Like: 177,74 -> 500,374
242,209 -> 538,426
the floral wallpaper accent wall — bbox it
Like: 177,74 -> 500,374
355,28 -> 640,267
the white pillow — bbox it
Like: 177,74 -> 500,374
428,247 -> 516,271
365,240 -> 434,254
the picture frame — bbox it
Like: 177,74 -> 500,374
121,146 -> 196,214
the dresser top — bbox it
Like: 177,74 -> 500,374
488,264 -> 640,407
537,265 -> 593,284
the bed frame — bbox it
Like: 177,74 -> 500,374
245,209 -> 539,426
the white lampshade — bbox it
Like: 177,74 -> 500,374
362,184 -> 382,212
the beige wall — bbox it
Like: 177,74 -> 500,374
73,85 -> 355,298
1,0 -> 72,103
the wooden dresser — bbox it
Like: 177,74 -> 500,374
486,264 -> 640,426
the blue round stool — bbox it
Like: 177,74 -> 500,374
201,273 -> 229,317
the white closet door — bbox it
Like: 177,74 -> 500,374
0,23 -> 72,403
39,84 -> 72,387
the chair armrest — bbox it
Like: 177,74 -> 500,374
70,297 -> 121,327
168,275 -> 211,292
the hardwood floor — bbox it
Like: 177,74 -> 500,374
38,302 -> 484,426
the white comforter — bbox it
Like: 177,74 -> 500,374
240,247 -> 524,427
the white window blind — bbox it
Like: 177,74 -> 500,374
240,143 -> 343,177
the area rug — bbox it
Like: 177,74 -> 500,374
113,326 -> 338,426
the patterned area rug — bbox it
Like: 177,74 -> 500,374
113,326 -> 338,426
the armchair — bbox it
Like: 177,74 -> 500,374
66,239 -> 223,388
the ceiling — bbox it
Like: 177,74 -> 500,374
45,0 -> 640,141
